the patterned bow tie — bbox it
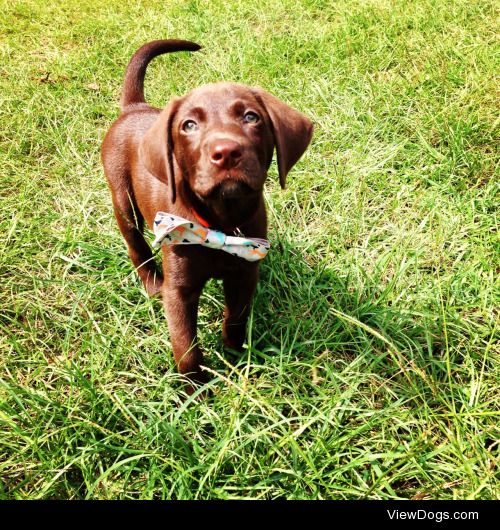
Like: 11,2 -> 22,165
152,212 -> 270,262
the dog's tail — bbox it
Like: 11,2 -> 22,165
120,39 -> 201,110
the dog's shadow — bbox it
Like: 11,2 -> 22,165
200,238 -> 453,395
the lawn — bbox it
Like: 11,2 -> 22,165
0,0 -> 498,499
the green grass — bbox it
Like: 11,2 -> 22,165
0,0 -> 498,499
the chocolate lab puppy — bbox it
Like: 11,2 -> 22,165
101,39 -> 313,392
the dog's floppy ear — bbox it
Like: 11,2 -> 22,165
139,98 -> 181,203
252,88 -> 313,189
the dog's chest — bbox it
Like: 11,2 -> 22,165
164,244 -> 258,280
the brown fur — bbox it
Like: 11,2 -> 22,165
101,39 -> 313,393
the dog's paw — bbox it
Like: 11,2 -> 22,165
183,370 -> 211,401
222,325 -> 245,352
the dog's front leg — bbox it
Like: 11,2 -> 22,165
162,278 -> 206,391
222,266 -> 259,351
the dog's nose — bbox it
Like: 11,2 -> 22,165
210,140 -> 242,169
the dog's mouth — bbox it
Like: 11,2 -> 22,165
200,177 -> 260,202
188,175 -> 263,229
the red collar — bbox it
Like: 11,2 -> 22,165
191,207 -> 240,234
191,207 -> 211,228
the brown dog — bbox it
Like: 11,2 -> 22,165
101,39 -> 313,392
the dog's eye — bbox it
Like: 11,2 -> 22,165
181,120 -> 198,133
243,111 -> 260,124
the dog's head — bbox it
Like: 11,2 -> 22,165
140,82 -> 313,222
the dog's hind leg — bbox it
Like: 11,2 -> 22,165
108,177 -> 163,297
